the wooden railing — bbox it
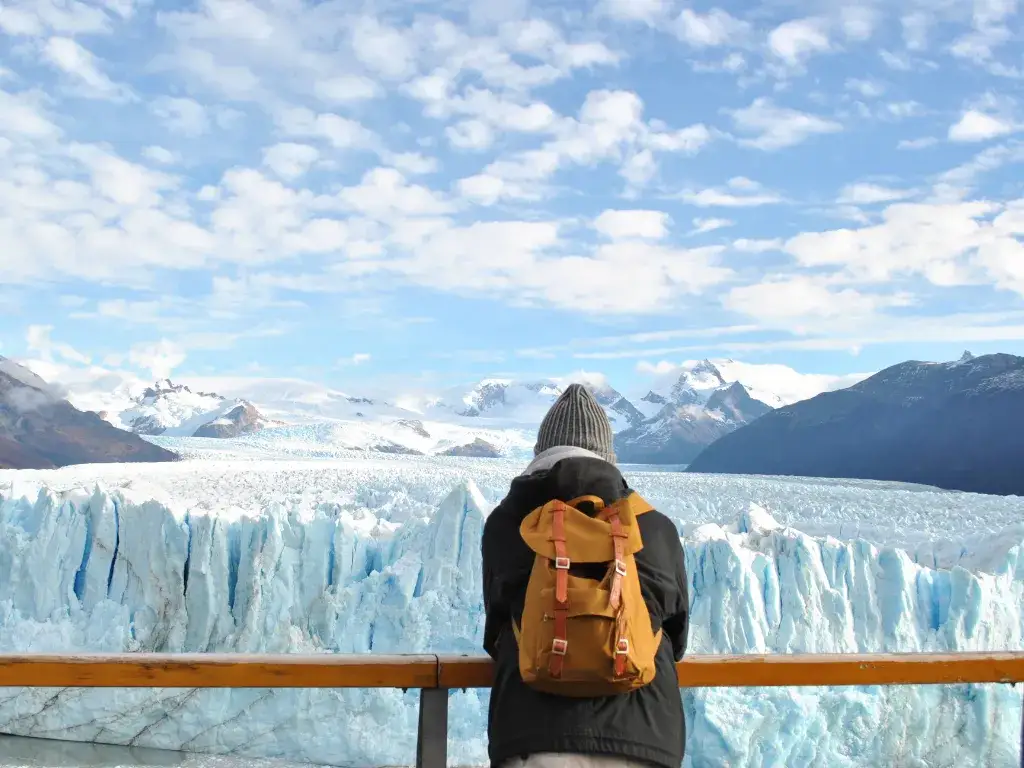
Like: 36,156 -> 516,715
0,652 -> 1022,767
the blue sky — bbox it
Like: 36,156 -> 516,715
1,0 -> 1023,397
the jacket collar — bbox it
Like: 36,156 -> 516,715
521,445 -> 610,476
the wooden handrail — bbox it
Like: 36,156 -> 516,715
0,652 -> 1020,768
0,653 -> 439,689
0,652 -> 1022,689
437,651 -> 1024,689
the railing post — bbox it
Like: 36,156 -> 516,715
1019,684 -> 1023,768
416,687 -> 448,768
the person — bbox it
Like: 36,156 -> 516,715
482,384 -> 690,768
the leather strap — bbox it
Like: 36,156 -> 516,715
608,512 -> 627,611
609,511 -> 630,678
550,502 -> 570,678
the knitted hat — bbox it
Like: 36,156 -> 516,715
534,383 -> 616,464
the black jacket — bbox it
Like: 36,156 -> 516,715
482,457 -> 689,768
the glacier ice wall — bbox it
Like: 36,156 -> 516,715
0,480 -> 1021,767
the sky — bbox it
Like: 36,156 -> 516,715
1,0 -> 1023,399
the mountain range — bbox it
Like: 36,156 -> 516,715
6,357 -> 838,467
687,352 -> 1024,496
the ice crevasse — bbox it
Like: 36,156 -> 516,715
0,481 -> 1021,768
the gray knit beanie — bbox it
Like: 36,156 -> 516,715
534,383 -> 616,464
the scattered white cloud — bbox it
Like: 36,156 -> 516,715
262,142 -> 319,180
783,199 -> 1024,292
768,18 -> 831,66
598,0 -> 671,25
338,352 -> 372,366
846,78 -> 886,98
26,325 -> 91,365
275,107 -> 377,149
724,276 -> 914,326
839,6 -> 878,42
350,17 -> 417,80
728,98 -> 842,150
733,238 -> 783,253
593,210 -> 670,240
948,110 -> 1018,142
314,75 -> 382,104
446,120 -> 495,150
151,96 -> 209,136
128,339 -> 186,379
899,136 -> 939,150
42,37 -> 130,101
674,8 -> 751,47
679,177 -> 784,207
690,217 -> 734,234
142,145 -> 178,165
837,183 -> 916,204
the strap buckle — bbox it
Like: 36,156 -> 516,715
615,639 -> 629,655
614,559 -> 627,577
551,638 -> 568,656
554,556 -> 571,570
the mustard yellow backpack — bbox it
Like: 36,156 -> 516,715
511,492 -> 663,697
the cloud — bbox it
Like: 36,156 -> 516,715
337,353 -> 372,367
674,8 -> 751,47
275,107 -> 377,149
593,210 -> 670,240
691,217 -> 734,234
26,325 -> 91,365
948,110 -> 1018,142
446,120 -> 495,150
845,78 -> 885,98
128,339 -> 187,379
837,183 -> 915,204
768,18 -> 831,66
724,276 -> 913,326
262,142 -> 319,180
314,75 -> 382,104
346,17 -> 416,80
455,89 -> 714,202
0,88 -> 61,138
42,37 -> 130,100
733,238 -> 783,253
898,137 -> 939,150
598,0 -> 670,25
728,98 -> 842,150
678,178 -> 784,207
783,199 -> 1024,293
151,96 -> 209,136
142,145 -> 178,165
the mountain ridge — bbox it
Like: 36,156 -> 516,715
0,357 -> 178,470
686,352 -> 1024,495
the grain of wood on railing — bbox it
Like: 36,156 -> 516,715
1,652 -> 1023,689
0,653 -> 439,689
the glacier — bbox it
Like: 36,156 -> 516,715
0,460 -> 1022,767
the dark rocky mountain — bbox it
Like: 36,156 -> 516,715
686,352 -> 1024,496
192,403 -> 266,438
0,358 -> 178,470
441,438 -> 503,458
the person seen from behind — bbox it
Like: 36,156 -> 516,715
482,384 -> 690,768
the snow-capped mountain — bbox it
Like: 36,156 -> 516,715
105,379 -> 274,439
414,373 -> 646,432
616,363 -> 775,465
